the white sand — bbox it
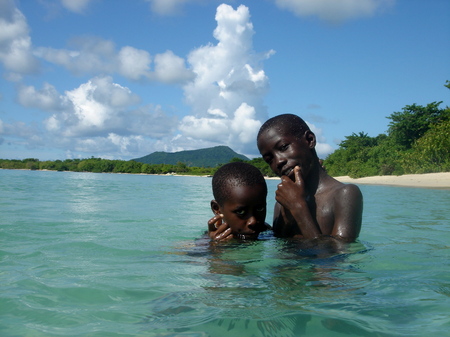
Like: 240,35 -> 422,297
334,172 -> 450,189
176,171 -> 450,189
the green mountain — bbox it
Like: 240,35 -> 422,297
131,146 -> 249,167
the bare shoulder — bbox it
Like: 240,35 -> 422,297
332,181 -> 363,240
324,176 -> 362,202
336,182 -> 362,200
318,177 -> 363,212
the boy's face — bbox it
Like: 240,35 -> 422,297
213,184 -> 267,240
257,126 -> 315,180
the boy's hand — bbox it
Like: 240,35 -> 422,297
208,214 -> 233,241
276,165 -> 321,239
276,166 -> 307,210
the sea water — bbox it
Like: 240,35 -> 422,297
0,169 -> 449,337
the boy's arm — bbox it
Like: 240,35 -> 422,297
330,184 -> 363,241
278,192 -> 322,239
275,167 -> 362,241
275,167 -> 322,239
273,201 -> 306,238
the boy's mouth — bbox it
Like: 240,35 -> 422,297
235,233 -> 259,241
282,167 -> 295,179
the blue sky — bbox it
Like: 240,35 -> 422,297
1,0 -> 449,161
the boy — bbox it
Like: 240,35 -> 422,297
208,162 -> 270,241
257,114 -> 363,242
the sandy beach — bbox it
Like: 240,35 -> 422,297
333,172 -> 450,189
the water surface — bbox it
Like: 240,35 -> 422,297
1,169 -> 449,336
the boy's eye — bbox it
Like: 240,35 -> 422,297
235,209 -> 246,216
256,206 -> 265,212
280,143 -> 289,151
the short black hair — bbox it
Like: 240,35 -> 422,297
212,162 -> 267,206
257,113 -> 310,141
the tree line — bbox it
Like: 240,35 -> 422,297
0,156 -> 276,177
323,81 -> 450,178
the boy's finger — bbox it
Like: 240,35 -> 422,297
294,166 -> 302,183
207,214 -> 222,225
207,215 -> 222,231
208,222 -> 227,240
215,227 -> 233,241
208,214 -> 223,232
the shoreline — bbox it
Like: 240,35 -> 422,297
3,168 -> 450,189
333,172 -> 450,189
265,172 -> 450,189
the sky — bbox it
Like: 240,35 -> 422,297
1,0 -> 449,161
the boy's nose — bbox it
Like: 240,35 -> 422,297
247,215 -> 262,229
247,215 -> 257,226
248,219 -> 265,234
274,155 -> 286,173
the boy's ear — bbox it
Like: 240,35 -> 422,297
210,200 -> 221,215
305,130 -> 316,149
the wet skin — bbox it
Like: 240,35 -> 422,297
257,127 -> 363,241
209,184 -> 268,241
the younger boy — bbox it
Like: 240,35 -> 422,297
257,114 -> 363,242
208,162 -> 270,241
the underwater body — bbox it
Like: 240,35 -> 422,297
1,169 -> 449,336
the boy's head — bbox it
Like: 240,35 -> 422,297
257,114 -> 318,180
257,113 -> 310,141
211,162 -> 267,240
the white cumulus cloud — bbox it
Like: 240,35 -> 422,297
117,46 -> 151,80
28,76 -> 179,157
46,76 -> 140,136
0,0 -> 38,78
17,83 -> 68,112
230,103 -> 261,144
152,50 -> 194,84
34,37 -> 117,75
179,4 -> 272,155
34,36 -> 193,83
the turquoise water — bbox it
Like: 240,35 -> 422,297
1,169 -> 449,337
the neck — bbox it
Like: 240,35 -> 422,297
305,160 -> 328,195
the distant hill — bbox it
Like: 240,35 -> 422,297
131,146 -> 250,167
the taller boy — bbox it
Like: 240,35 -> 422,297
257,114 -> 363,242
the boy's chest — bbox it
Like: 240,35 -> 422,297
305,194 -> 335,235
314,199 -> 335,235
276,198 -> 335,236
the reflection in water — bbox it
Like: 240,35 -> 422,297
142,236 -> 397,336
66,173 -> 103,215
